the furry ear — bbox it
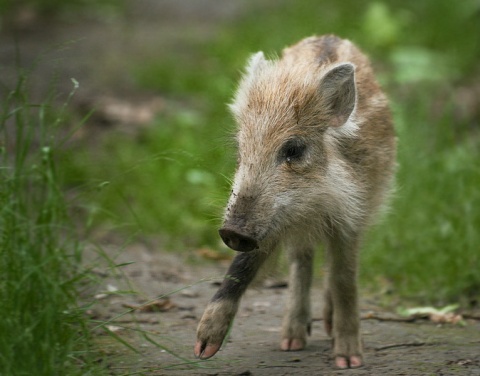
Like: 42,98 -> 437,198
230,52 -> 269,117
318,63 -> 356,127
245,51 -> 268,77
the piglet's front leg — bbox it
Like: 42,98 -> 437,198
195,251 -> 268,359
195,299 -> 239,359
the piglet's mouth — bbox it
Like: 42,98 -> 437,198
218,227 -> 259,252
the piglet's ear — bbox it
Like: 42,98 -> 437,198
318,63 -> 356,128
245,51 -> 268,76
231,52 -> 269,117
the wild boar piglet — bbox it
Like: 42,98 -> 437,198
194,34 -> 396,369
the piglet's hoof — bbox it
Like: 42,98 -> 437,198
194,340 -> 221,360
335,355 -> 363,369
280,338 -> 306,351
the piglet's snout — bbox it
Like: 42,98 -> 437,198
219,227 -> 258,252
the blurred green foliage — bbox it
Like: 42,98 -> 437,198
0,0 -> 124,17
64,0 -> 480,303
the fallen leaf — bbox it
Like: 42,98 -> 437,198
180,288 -> 199,298
123,298 -> 176,313
107,284 -> 118,292
252,301 -> 271,313
94,284 -> 119,300
447,359 -> 475,366
196,248 -> 233,261
264,280 -> 288,289
106,325 -> 123,332
397,304 -> 465,325
397,304 -> 457,317
430,312 -> 464,325
180,312 -> 197,320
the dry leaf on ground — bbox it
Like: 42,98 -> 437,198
123,298 -> 176,313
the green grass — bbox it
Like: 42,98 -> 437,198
363,96 -> 480,302
0,74 -> 105,375
62,0 -> 480,303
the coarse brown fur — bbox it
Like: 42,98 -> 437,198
195,35 -> 396,369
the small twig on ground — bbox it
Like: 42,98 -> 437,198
313,313 -> 417,323
113,318 -> 160,324
462,313 -> 480,321
361,312 -> 417,323
375,341 -> 426,351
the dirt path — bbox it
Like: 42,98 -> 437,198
89,242 -> 480,376
0,0 -> 243,101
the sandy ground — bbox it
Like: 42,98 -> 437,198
88,242 -> 480,376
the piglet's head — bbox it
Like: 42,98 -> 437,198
219,52 -> 357,252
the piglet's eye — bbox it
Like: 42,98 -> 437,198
280,139 -> 306,164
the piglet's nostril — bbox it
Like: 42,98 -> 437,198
219,228 -> 258,252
